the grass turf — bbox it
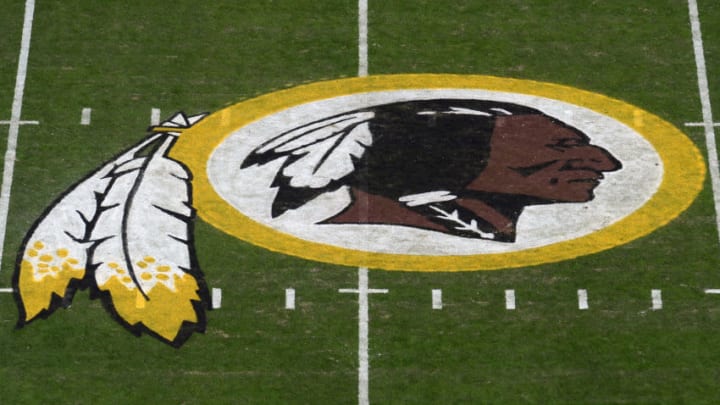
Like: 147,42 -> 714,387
1,1 -> 719,403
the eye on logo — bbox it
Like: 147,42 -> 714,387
173,74 -> 705,272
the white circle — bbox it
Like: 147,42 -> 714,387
207,89 -> 663,255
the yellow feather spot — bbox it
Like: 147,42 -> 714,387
156,274 -> 169,281
108,262 -> 119,269
144,256 -> 156,263
98,273 -> 201,342
33,241 -> 44,250
17,259 -> 85,321
122,276 -> 132,283
137,261 -> 148,269
157,265 -> 171,272
38,263 -> 49,269
66,258 -> 79,265
39,254 -> 53,263
51,266 -> 60,273
27,249 -> 38,257
141,272 -> 153,281
116,268 -> 126,275
56,249 -> 68,258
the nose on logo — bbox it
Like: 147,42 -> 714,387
171,74 -> 705,271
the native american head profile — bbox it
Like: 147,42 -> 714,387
242,99 -> 622,243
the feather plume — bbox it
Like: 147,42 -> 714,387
242,111 -> 374,216
89,132 -> 206,346
14,111 -> 208,347
14,133 -> 163,324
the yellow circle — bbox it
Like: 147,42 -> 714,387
172,74 -> 706,271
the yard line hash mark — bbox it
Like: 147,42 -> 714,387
432,289 -> 442,309
687,0 -> 720,246
651,289 -> 663,310
705,289 -> 720,294
685,122 -> 720,127
339,267 -> 388,405
151,108 -> 161,126
505,289 -> 516,310
285,288 -> 296,310
577,289 -> 589,310
0,287 -> 13,293
211,288 -> 222,309
0,0 -> 36,275
0,120 -> 38,125
81,108 -> 92,125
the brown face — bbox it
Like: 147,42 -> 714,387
466,114 -> 621,203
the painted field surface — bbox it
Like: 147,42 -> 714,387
0,1 -> 719,404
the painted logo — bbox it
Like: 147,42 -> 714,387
174,75 -> 704,271
12,74 -> 705,345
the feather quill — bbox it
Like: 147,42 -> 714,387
14,133 -> 163,324
89,132 -> 206,345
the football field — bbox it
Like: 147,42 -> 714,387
1,1 -> 720,403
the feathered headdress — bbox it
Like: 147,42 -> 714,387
242,111 -> 375,217
13,112 -> 209,347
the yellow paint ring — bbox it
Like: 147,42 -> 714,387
172,74 -> 706,271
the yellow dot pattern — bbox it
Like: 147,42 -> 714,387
18,240 -> 85,321
23,240 -> 83,282
104,256 -> 180,293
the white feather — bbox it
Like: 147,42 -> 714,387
258,112 -> 373,154
281,120 -> 373,188
15,134 -> 163,322
89,135 -> 202,343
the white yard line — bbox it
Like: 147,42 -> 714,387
356,268 -> 371,405
687,0 -> 720,244
345,1 -> 371,404
339,267 -> 388,405
0,0 -> 36,274
358,0 -> 368,77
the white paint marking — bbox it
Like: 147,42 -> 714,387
704,289 -> 720,294
80,108 -> 92,125
651,289 -> 662,310
577,289 -> 589,310
0,0 -> 35,274
685,122 -> 720,127
211,287 -> 222,309
150,108 -> 161,126
0,287 -> 13,293
432,289 -> 442,309
285,288 -> 296,310
688,0 -> 720,245
339,267 -> 388,405
358,0 -> 368,77
505,289 -> 516,310
0,120 -> 38,125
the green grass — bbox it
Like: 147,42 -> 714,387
1,0 -> 719,403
